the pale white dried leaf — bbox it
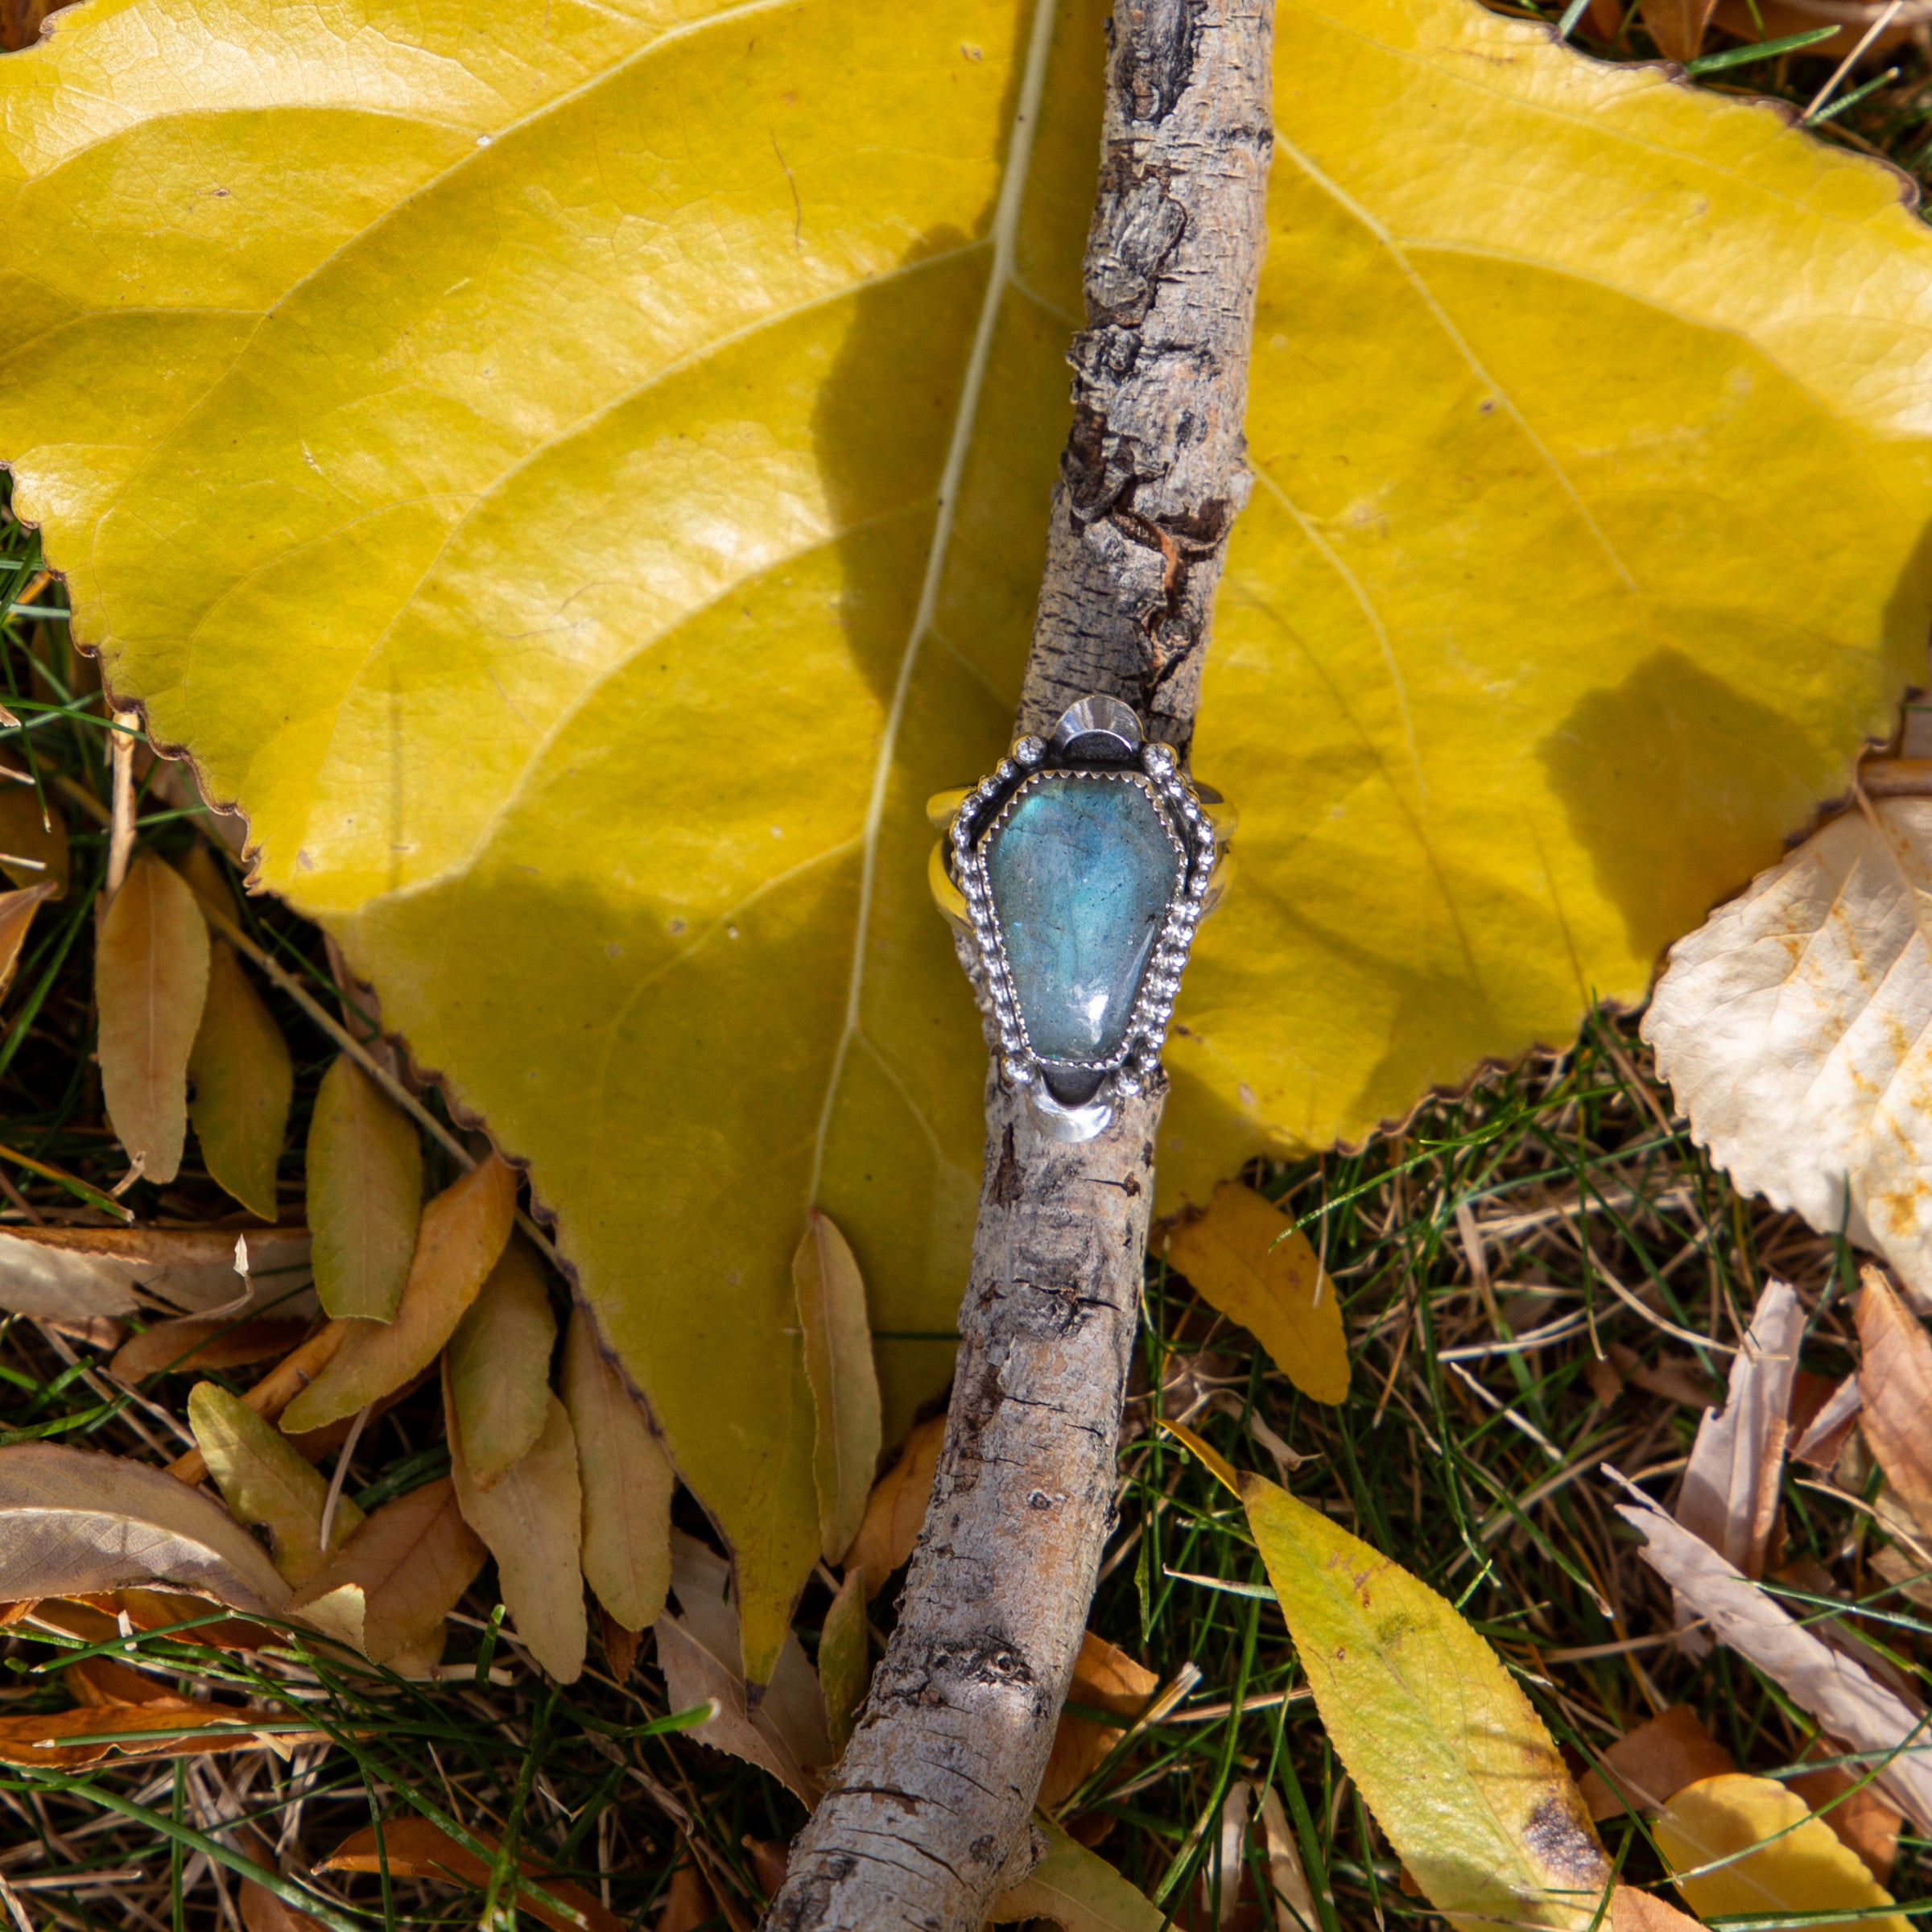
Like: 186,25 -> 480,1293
1613,1477 -> 1932,1831
0,1224 -> 312,1326
1257,1785 -> 1318,1932
794,1208 -> 881,1567
0,1441 -> 289,1612
654,1612 -> 815,1802
1644,801 -> 1932,1298
1674,1278 -> 1802,1648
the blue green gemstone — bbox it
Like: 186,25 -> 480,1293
985,776 -> 1182,1064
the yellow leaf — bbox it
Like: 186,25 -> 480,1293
0,879 -> 51,1001
1157,1417 -> 1242,1497
94,850 -> 208,1187
447,1236 -> 555,1488
817,1566 -> 868,1760
1243,1472 -> 1611,1931
287,1476 -> 484,1666
795,1208 -> 881,1567
0,786 -> 65,896
188,1381 -> 361,1587
559,1305 -> 671,1635
305,1053 -> 423,1323
1654,1773 -> 1911,1932
188,942 -> 293,1221
281,1156 -> 514,1435
989,1821 -> 1164,1932
448,1375 -> 585,1684
1162,1184 -> 1348,1403
11,0 -> 1932,1655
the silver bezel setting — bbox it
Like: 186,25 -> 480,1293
944,702 -> 1220,1139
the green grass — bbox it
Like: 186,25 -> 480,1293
1,10 -> 1930,1927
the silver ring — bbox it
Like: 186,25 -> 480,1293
931,697 -> 1228,1142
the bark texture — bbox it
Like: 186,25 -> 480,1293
766,4 -> 1269,1928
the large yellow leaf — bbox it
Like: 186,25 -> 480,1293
6,0 -> 1932,1660
1244,1472 -> 1612,1931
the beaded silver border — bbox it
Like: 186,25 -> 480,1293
946,729 -> 1218,1106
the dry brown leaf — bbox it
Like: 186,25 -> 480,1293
286,1476 -> 484,1666
846,1414 -> 943,1600
1637,0 -> 1717,61
240,1872 -> 328,1932
1608,1885 -> 1704,1932
62,1653 -> 194,1710
1678,1278 -> 1802,1585
0,1441 -> 290,1611
1162,1183 -> 1349,1404
561,1304 -> 671,1633
818,1566 -> 868,1760
112,1315 -> 311,1384
447,1235 -> 555,1488
0,785 -> 67,894
0,880 -> 50,1000
0,1699 -> 320,1769
189,1381 -> 362,1587
281,1155 -> 514,1434
598,1607 -> 640,1683
1869,1542 -> 1932,1612
1792,1372 -> 1864,1470
794,1208 -> 881,1567
1040,1631 -> 1161,1810
1257,1785 -> 1317,1932
304,1052 -> 423,1323
0,1221 -> 311,1328
25,1590 -> 270,1652
449,1376 -> 585,1684
1578,1706 -> 1736,1820
1608,1344 -> 1720,1410
95,849 -> 209,1187
1855,1269 -> 1932,1543
651,1865 -> 717,1932
188,942 -> 294,1222
656,1530 -> 830,1792
318,1814 -> 621,1932
1614,1480 -> 1932,1831
1792,1743 -> 1904,1885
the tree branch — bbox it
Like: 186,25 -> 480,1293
766,4 -> 1271,1927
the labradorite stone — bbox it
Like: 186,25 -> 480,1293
985,776 -> 1181,1064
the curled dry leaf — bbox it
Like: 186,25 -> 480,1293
111,1315 -> 312,1384
1654,1773 -> 1910,1932
1245,1471 -> 1611,1932
988,1820 -> 1163,1932
188,1381 -> 363,1587
281,1155 -> 514,1435
0,879 -> 50,1000
448,1235 -> 555,1488
1613,1481 -> 1932,1831
94,848 -> 209,1187
318,1814 -> 621,1932
0,1223 -> 313,1327
448,1376 -> 585,1684
1162,1183 -> 1349,1403
286,1476 -> 484,1666
1853,1269 -> 1932,1542
817,1566 -> 868,1760
188,942 -> 295,1222
1677,1278 -> 1802,1583
0,1441 -> 289,1612
1645,801 -> 1932,1301
794,1207 -> 881,1567
0,785 -> 66,895
64,1652 -> 195,1709
0,1699 -> 321,1769
305,1053 -> 423,1323
1578,1705 -> 1736,1820
560,1304 -> 671,1633
1040,1630 -> 1160,1811
27,1588 -> 269,1653
846,1413 -> 943,1601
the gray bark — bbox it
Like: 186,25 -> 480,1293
766,5 -> 1270,1929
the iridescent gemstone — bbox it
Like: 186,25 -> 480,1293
984,775 -> 1183,1064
